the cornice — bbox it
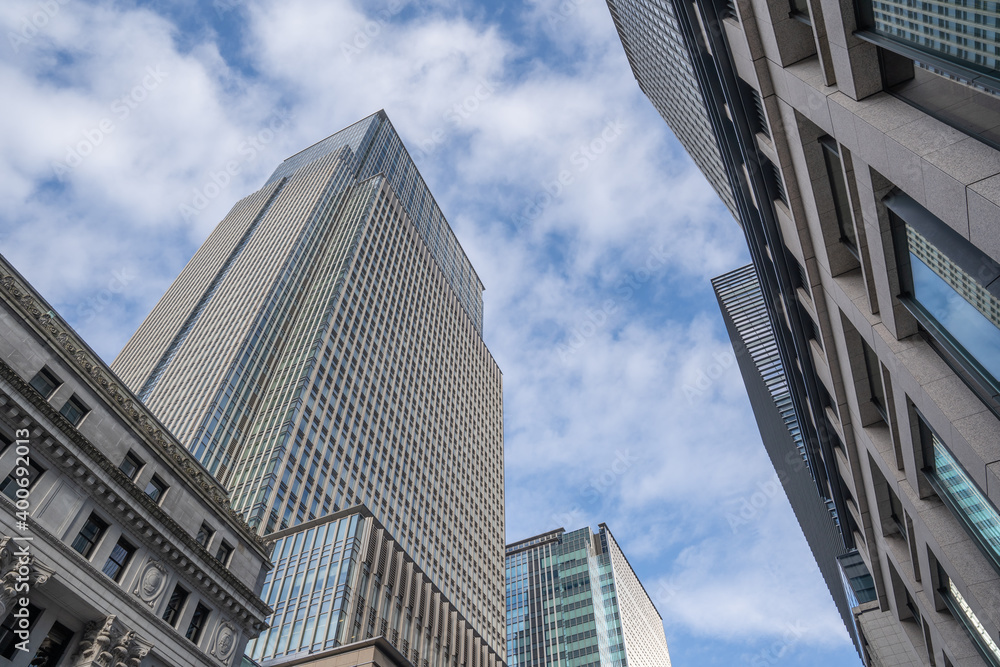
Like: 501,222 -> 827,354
0,365 -> 272,624
0,256 -> 270,558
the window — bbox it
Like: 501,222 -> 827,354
145,475 -> 168,503
938,563 -> 1000,666
196,522 -> 215,548
862,339 -> 888,422
29,620 -> 73,667
71,513 -> 108,558
216,541 -> 234,566
0,458 -> 45,501
889,192 -> 1000,414
920,416 -> 1000,572
59,395 -> 88,426
162,585 -> 189,627
186,603 -> 211,643
102,537 -> 136,582
0,604 -> 41,659
820,137 -> 858,258
119,451 -> 144,481
29,368 -> 60,399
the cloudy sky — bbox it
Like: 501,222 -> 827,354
1,0 -> 861,664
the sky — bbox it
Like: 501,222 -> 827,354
0,0 -> 862,665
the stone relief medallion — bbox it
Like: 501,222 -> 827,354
134,560 -> 167,606
211,622 -> 238,664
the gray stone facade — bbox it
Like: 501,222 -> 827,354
0,257 -> 272,667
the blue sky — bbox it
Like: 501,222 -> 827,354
0,0 -> 862,664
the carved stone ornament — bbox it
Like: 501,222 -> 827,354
0,536 -> 55,619
133,559 -> 167,607
71,615 -> 154,667
211,622 -> 238,664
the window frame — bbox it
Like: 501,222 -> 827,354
888,191 -> 1000,419
820,136 -> 860,259
59,394 -> 89,427
119,451 -> 144,481
162,584 -> 189,627
0,458 -> 46,501
101,536 -> 136,582
71,513 -> 109,559
144,474 -> 168,504
215,540 -> 234,566
28,367 -> 61,399
186,602 -> 211,644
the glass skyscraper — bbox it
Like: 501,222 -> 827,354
113,111 -> 506,664
505,525 -> 670,667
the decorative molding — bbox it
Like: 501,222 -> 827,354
0,536 -> 54,618
211,621 -> 239,664
71,615 -> 153,667
0,262 -> 269,556
134,559 -> 168,607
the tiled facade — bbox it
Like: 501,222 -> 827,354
609,0 -> 1000,662
504,525 -> 670,667
112,111 -> 506,659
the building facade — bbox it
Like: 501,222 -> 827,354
112,111 -> 506,664
609,0 -> 1000,661
504,525 -> 670,667
246,507 -> 498,667
0,256 -> 273,667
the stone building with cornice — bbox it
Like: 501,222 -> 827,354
0,256 -> 273,667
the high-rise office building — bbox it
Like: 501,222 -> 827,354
609,0 -> 1000,662
713,264 -> 878,656
113,111 -> 506,666
505,525 -> 670,667
606,0 -> 738,217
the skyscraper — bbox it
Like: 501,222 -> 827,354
505,525 -> 670,667
608,0 -> 1000,660
113,111 -> 506,664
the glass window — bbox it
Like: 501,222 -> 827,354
0,459 -> 45,500
216,541 -> 234,566
29,368 -> 60,399
59,395 -> 88,426
162,585 -> 189,627
196,523 -> 214,548
820,137 -> 859,257
186,603 -> 211,643
905,223 -> 1000,385
145,475 -> 168,504
119,451 -> 144,481
28,620 -> 73,667
862,339 -> 888,421
922,417 -> 1000,572
938,563 -> 1000,666
71,513 -> 108,558
102,537 -> 135,582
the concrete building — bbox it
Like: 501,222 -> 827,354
0,256 -> 272,667
504,525 -> 670,667
113,111 -> 506,666
609,0 -> 1000,663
